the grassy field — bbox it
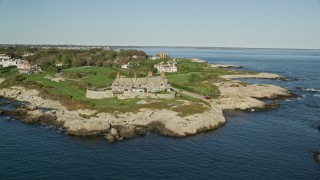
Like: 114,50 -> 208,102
62,66 -> 117,87
166,72 -> 221,98
25,72 -> 86,101
177,59 -> 255,75
0,66 -> 18,78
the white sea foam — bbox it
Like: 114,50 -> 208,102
314,94 -> 320,98
303,88 -> 320,93
301,78 -> 310,80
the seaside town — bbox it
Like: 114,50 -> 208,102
0,54 -> 41,74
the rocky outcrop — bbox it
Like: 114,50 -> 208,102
0,86 -> 225,142
8,108 -> 61,126
189,58 -> 207,63
214,81 -> 294,111
44,75 -> 65,82
313,151 -> 320,163
77,109 -> 97,117
221,73 -> 285,80
63,118 -> 110,136
209,64 -> 243,68
99,107 -> 225,137
0,86 -> 63,110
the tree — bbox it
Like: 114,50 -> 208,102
40,60 -> 53,71
151,67 -> 158,74
106,50 -> 117,60
189,73 -> 201,84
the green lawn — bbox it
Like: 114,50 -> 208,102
166,72 -> 221,98
62,66 -> 117,87
166,73 -> 190,86
26,72 -> 86,100
0,66 -> 19,78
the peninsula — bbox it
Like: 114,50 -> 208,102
0,46 -> 295,143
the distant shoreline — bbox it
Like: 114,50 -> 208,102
1,44 -> 319,51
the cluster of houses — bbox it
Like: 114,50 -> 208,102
0,54 -> 40,74
120,52 -> 178,73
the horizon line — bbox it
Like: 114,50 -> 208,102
0,43 -> 319,51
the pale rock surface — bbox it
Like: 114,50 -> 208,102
214,81 -> 292,110
77,109 -> 97,117
96,107 -> 225,137
0,86 -> 226,138
209,64 -> 242,68
189,58 -> 207,63
136,100 -> 148,105
221,73 -> 284,80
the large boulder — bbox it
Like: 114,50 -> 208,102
63,116 -> 111,136
104,134 -> 116,143
313,151 -> 320,163
77,109 -> 97,117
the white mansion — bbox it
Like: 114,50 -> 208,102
154,60 -> 177,73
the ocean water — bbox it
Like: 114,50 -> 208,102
1,48 -> 320,179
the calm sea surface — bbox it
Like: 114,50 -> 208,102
1,48 -> 320,179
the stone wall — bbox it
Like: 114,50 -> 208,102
117,91 -> 175,99
157,93 -> 175,99
86,89 -> 114,99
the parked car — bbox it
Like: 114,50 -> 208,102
204,96 -> 212,100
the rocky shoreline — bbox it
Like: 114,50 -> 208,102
220,72 -> 287,81
213,80 -> 296,111
0,86 -> 225,143
209,64 -> 243,68
0,72 -> 295,143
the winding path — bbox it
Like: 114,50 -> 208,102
171,87 -> 215,107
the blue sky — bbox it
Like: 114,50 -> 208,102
0,0 -> 320,49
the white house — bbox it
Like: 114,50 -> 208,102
121,63 -> 130,69
154,61 -> 177,73
2,59 -> 20,67
0,54 -> 11,66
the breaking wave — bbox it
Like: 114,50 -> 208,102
302,88 -> 320,93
